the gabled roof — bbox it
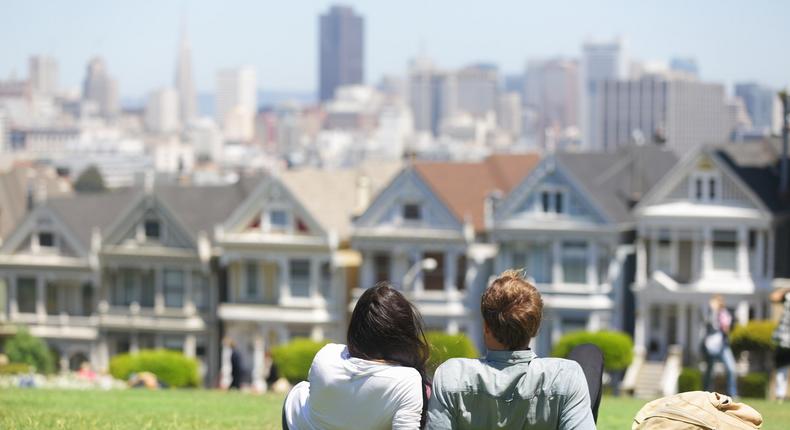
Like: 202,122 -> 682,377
0,166 -> 71,240
278,161 -> 402,240
556,145 -> 678,223
413,153 -> 541,232
46,189 -> 138,249
714,139 -> 789,213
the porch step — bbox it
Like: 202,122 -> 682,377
633,362 -> 664,399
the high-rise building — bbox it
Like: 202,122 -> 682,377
175,22 -> 198,126
524,58 -> 579,131
407,58 -> 455,136
28,55 -> 58,96
497,92 -> 522,138
670,57 -> 699,79
580,38 -> 628,148
145,88 -> 180,134
216,67 -> 257,141
82,57 -> 119,119
589,77 -> 731,154
455,63 -> 499,117
735,82 -> 780,135
319,5 -> 364,102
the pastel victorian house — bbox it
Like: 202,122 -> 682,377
491,147 -> 677,356
215,164 -> 399,390
351,154 -> 540,344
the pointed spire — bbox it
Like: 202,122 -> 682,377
175,12 -> 197,126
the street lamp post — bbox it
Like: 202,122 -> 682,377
402,257 -> 437,291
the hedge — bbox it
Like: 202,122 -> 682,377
4,329 -> 55,374
731,320 -> 777,355
271,338 -> 328,384
426,332 -> 479,375
676,367 -> 769,398
0,363 -> 33,375
109,349 -> 199,388
551,330 -> 634,371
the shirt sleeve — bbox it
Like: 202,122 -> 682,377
559,363 -> 596,430
392,371 -> 424,430
426,365 -> 455,430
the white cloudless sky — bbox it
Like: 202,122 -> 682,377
2,0 -> 788,98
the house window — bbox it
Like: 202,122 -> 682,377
541,191 -> 551,212
456,255 -> 467,291
269,210 -> 289,231
423,252 -> 445,291
290,260 -> 311,297
656,231 -> 673,275
403,203 -> 421,221
709,178 -> 717,200
320,262 -> 332,298
529,243 -> 553,284
121,270 -> 138,306
38,231 -> 55,248
597,245 -> 611,284
373,253 -> 391,285
690,173 -> 720,203
695,178 -> 703,200
245,262 -> 259,299
46,283 -> 58,315
163,269 -> 184,308
144,220 -> 160,240
193,272 -> 208,310
17,277 -> 36,313
140,271 -> 154,308
163,335 -> 184,352
562,241 -> 588,284
555,191 -> 564,214
712,230 -> 737,271
539,188 -> 565,214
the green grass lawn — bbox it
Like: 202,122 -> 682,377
1,388 -> 788,429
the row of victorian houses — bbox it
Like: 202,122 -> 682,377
0,139 -> 788,392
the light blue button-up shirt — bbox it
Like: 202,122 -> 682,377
426,349 -> 596,429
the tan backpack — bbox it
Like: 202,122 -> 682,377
632,391 -> 763,429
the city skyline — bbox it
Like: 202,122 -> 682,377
2,0 -> 789,99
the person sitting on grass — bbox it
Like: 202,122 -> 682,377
427,270 -> 596,430
284,282 -> 429,429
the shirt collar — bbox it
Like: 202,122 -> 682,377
485,349 -> 536,364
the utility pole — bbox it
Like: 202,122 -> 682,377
780,89 -> 789,195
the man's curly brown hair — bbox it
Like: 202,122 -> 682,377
481,269 -> 543,349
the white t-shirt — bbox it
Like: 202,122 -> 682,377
284,343 -> 423,430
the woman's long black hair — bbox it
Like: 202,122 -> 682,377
347,282 -> 430,428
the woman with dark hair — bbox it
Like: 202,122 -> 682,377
283,282 -> 430,429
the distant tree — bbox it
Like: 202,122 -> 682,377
74,165 -> 106,193
4,328 -> 55,374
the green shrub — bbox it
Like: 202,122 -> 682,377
551,330 -> 634,371
4,329 -> 55,374
731,320 -> 777,355
0,362 -> 33,375
271,338 -> 328,384
678,367 -> 703,392
738,372 -> 768,398
426,332 -> 479,375
109,349 -> 199,388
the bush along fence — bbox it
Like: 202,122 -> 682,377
109,350 -> 200,388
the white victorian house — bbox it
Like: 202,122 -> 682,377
632,142 -> 784,365
351,155 -> 540,344
216,163 -> 400,390
492,147 -> 677,356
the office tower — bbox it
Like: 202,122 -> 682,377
589,77 -> 731,154
455,63 -> 499,117
524,59 -> 579,131
319,5 -> 364,102
145,88 -> 180,134
735,82 -> 780,135
670,57 -> 699,79
216,67 -> 257,141
28,55 -> 59,96
175,22 -> 198,126
408,58 -> 455,136
497,92 -> 522,138
580,38 -> 628,148
82,57 -> 119,119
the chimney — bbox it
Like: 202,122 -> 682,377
353,175 -> 372,216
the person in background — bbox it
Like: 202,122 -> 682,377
227,339 -> 243,390
771,286 -> 790,403
284,283 -> 429,429
427,270 -> 595,429
702,294 -> 738,397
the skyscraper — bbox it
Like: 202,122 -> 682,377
319,5 -> 364,102
175,21 -> 198,126
82,57 -> 119,119
216,67 -> 257,141
455,63 -> 499,117
580,38 -> 628,148
28,55 -> 58,96
145,88 -> 180,134
408,58 -> 455,136
735,82 -> 780,135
